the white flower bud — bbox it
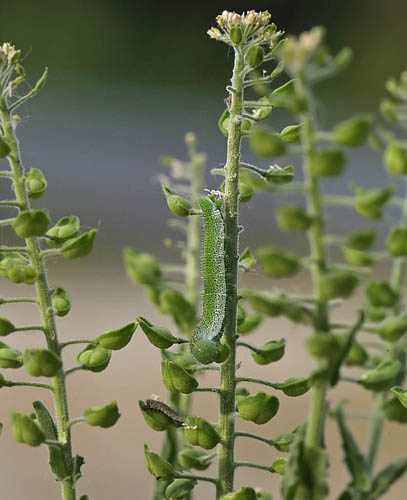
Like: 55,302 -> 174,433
247,13 -> 255,24
232,13 -> 241,25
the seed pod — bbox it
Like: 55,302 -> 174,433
245,45 -> 264,68
0,136 -> 11,157
306,334 -> 340,359
257,247 -> 300,279
280,123 -> 302,144
283,301 -> 311,325
333,114 -> 374,146
184,415 -> 220,450
11,413 -> 45,447
158,289 -> 196,331
384,142 -> 407,175
276,205 -> 312,231
271,458 -> 287,475
237,313 -> 263,334
144,444 -> 175,479
354,187 -> 393,219
242,290 -> 284,317
165,478 -> 197,499
380,99 -> 398,122
84,400 -> 120,428
26,168 -> 47,199
13,210 -> 50,238
229,26 -> 243,44
162,186 -> 192,216
377,315 -> 407,342
385,226 -> 407,257
269,80 -> 296,108
96,322 -> 136,350
137,317 -> 177,349
320,271 -> 358,299
178,447 -> 213,471
139,400 -> 181,432
382,397 -> 407,423
365,307 -> 386,323
218,109 -> 252,137
161,360 -> 198,394
252,339 -> 286,365
391,387 -> 407,408
237,392 -> 279,424
61,230 -> 96,259
215,343 -> 230,363
239,182 -> 254,203
273,431 -> 296,452
360,360 -> 401,391
253,96 -> 273,121
52,287 -> 71,317
342,247 -> 374,267
333,336 -> 368,367
249,127 -> 286,157
221,487 -> 257,500
345,229 -> 376,250
265,165 -> 294,185
256,492 -> 273,500
23,348 -> 62,377
77,345 -> 111,372
0,348 -> 23,368
0,318 -> 15,336
275,377 -> 311,397
46,216 -> 80,245
123,247 -> 161,285
310,150 -> 346,177
366,281 -> 399,308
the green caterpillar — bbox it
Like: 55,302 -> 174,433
190,196 -> 226,364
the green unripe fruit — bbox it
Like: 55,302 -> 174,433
360,360 -> 401,391
237,392 -> 279,424
239,182 -> 254,203
11,413 -> 45,447
354,187 -> 393,219
306,334 -> 340,359
218,109 -> 252,137
23,348 -> 62,377
333,114 -> 374,146
366,281 -> 399,308
123,247 -> 161,285
273,431 -> 296,452
253,96 -> 273,121
161,360 -> 198,394
0,317 -> 15,336
138,317 -> 177,349
158,288 -> 195,330
283,301 -> 311,325
178,447 -> 213,471
138,400 -> 174,432
162,186 -> 192,216
52,287 -> 71,317
391,387 -> 407,408
365,307 -> 386,323
345,229 -> 375,250
269,80 -> 296,108
0,136 -> 11,157
252,339 -> 285,365
249,127 -> 286,157
384,142 -> 407,175
165,478 -> 197,499
265,165 -> 294,185
342,247 -> 374,267
271,458 -> 287,475
96,322 -> 136,350
276,205 -> 312,231
13,209 -> 50,238
46,216 -> 80,245
184,415 -> 220,450
221,487 -> 257,500
280,123 -> 303,143
84,400 -> 120,428
382,397 -> 407,423
386,226 -> 407,256
377,315 -> 407,342
61,230 -> 96,259
77,346 -> 111,372
215,343 -> 230,364
245,45 -> 264,68
257,247 -> 300,279
339,338 -> 368,367
310,150 -> 346,177
320,271 -> 358,299
242,290 -> 284,317
144,444 -> 175,479
237,313 -> 263,334
26,168 -> 47,199
0,348 -> 23,368
230,26 -> 243,44
380,98 -> 398,122
275,377 -> 311,397
256,492 -> 273,500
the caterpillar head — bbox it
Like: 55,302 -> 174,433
190,338 -> 220,365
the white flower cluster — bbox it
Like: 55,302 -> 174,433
282,27 -> 325,70
207,10 -> 272,40
0,43 -> 20,66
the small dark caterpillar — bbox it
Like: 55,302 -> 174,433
190,196 -> 226,364
141,399 -> 186,427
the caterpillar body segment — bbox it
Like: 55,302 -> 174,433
190,196 -> 226,364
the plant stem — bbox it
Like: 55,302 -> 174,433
216,46 -> 243,499
234,431 -> 273,446
0,98 -> 76,500
234,461 -> 272,473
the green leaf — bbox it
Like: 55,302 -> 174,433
366,457 -> 407,499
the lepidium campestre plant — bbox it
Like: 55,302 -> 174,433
133,11 -> 313,500
0,43 -> 137,500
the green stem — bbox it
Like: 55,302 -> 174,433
176,473 -> 218,486
366,392 -> 385,470
216,46 -> 243,500
1,98 -> 76,500
234,461 -> 272,473
234,431 -> 273,446
236,376 -> 279,390
5,380 -> 53,390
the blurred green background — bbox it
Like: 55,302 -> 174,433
1,1 -> 407,499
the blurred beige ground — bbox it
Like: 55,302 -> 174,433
0,257 -> 406,500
